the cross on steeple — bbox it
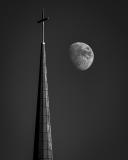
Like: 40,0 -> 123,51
37,9 -> 49,44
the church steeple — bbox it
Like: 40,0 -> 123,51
33,9 -> 53,160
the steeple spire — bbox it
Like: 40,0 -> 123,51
33,10 -> 53,160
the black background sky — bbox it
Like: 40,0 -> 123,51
0,0 -> 128,160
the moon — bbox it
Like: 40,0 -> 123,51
70,42 -> 94,71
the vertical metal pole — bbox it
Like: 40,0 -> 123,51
42,9 -> 45,44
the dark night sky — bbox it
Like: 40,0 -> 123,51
0,0 -> 128,160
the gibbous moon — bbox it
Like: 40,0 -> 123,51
70,42 -> 94,71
